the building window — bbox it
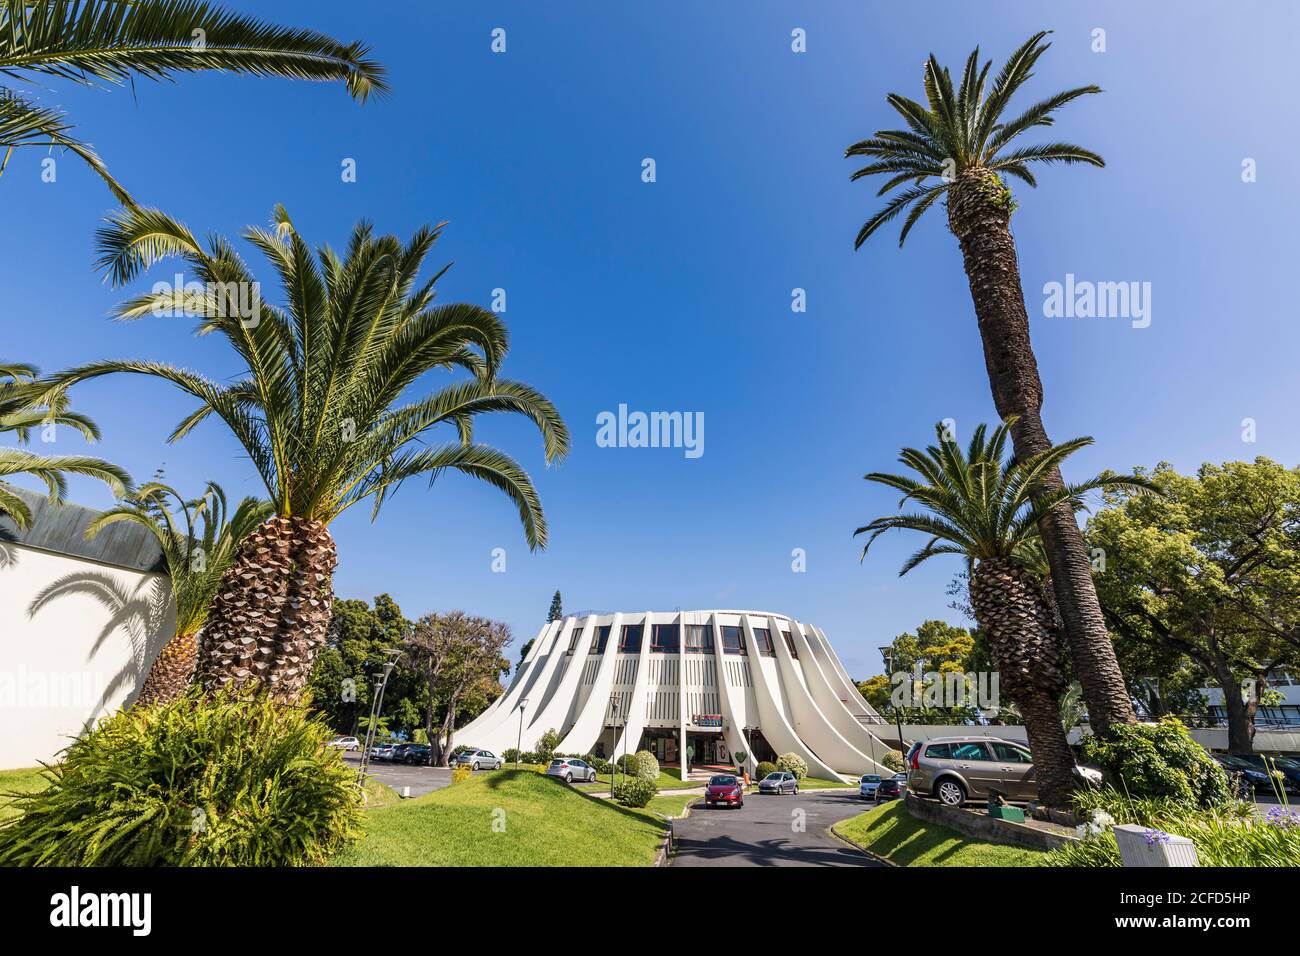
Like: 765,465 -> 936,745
650,623 -> 679,653
684,624 -> 713,653
566,624 -> 583,654
753,627 -> 775,656
619,624 -> 643,653
589,625 -> 611,655
721,625 -> 746,655
781,630 -> 798,659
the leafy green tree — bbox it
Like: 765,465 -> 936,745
44,206 -> 569,702
0,0 -> 386,203
856,420 -> 1152,806
1,362 -> 130,526
1089,458 -> 1300,753
846,32 -> 1135,737
86,481 -> 270,705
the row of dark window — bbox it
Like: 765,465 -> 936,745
566,622 -> 800,658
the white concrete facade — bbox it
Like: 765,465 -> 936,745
456,609 -> 899,780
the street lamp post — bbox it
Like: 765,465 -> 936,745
609,699 -> 621,793
358,647 -> 402,786
514,697 -> 529,769
880,645 -> 906,752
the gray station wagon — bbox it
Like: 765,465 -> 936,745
907,736 -> 1037,806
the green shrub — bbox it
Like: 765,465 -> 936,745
536,728 -> 562,759
1082,718 -> 1231,809
587,757 -> 611,774
776,752 -> 808,780
880,749 -> 907,773
633,750 -> 660,781
501,748 -> 520,763
0,688 -> 361,866
612,778 -> 657,808
1046,787 -> 1298,867
755,761 -> 778,780
618,752 -> 639,775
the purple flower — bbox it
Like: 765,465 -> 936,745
1265,806 -> 1300,829
1144,828 -> 1172,846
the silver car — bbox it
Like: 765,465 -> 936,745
451,748 -> 503,771
369,742 -> 398,761
858,773 -> 882,800
907,736 -> 1037,806
545,757 -> 597,783
758,771 -> 799,795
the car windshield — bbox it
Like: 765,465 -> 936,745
861,774 -> 881,783
709,776 -> 737,786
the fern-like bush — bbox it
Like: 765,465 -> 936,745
776,752 -> 808,779
0,688 -> 361,866
451,766 -> 473,785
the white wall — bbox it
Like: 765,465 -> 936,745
0,541 -> 175,769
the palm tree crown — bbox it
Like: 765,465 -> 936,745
0,0 -> 388,202
845,31 -> 1103,248
1,361 -> 131,528
856,418 -> 1151,574
43,205 -> 570,548
86,481 -> 270,638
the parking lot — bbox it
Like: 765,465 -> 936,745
670,788 -> 885,867
343,753 -> 452,798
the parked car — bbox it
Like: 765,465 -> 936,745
368,742 -> 398,762
758,771 -> 799,795
1214,755 -> 1265,797
545,757 -> 598,783
858,773 -> 882,800
327,735 -> 361,751
450,748 -> 503,771
874,774 -> 906,803
1229,753 -> 1300,793
908,736 -> 1037,806
704,774 -> 745,809
398,743 -> 432,765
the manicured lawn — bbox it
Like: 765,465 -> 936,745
832,801 -> 1046,867
795,776 -> 852,789
333,770 -> 669,866
645,793 -> 698,818
0,767 -> 51,823
574,769 -> 697,792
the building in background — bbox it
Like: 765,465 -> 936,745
456,609 -> 899,779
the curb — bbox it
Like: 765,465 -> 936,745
656,797 -> 697,867
828,819 -> 898,866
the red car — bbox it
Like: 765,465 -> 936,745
705,774 -> 745,809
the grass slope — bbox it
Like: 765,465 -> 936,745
334,770 -> 669,866
833,801 -> 1046,867
0,768 -> 50,823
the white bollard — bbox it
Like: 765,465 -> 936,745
401,786 -> 411,799
1113,823 -> 1199,867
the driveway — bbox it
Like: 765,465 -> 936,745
343,753 -> 452,798
670,788 -> 885,867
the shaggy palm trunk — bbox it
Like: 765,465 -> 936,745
970,557 -> 1076,808
196,515 -> 337,702
948,168 -> 1136,737
133,630 -> 199,707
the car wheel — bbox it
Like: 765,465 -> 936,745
472,761 -> 480,771
936,778 -> 965,806
565,773 -> 573,783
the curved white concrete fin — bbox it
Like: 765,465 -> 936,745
555,612 -> 624,754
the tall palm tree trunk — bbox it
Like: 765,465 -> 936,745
949,168 -> 1136,737
970,557 -> 1076,807
197,515 -> 337,702
134,630 -> 199,707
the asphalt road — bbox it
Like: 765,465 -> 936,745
343,753 -> 452,798
670,788 -> 886,867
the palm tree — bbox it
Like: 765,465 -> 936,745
42,205 -> 570,703
845,32 -> 1136,736
855,420 -> 1153,806
1,361 -> 131,527
85,481 -> 271,706
0,0 -> 387,203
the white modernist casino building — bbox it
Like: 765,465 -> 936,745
457,610 -> 899,780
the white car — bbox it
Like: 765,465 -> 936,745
450,748 -> 504,771
327,735 -> 361,751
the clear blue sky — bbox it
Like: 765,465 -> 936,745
4,1 -> 1298,679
